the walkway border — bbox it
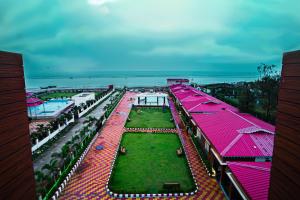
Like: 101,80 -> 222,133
104,101 -> 199,198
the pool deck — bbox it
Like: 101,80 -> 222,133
59,92 -> 225,200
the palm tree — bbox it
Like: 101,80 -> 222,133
42,159 -> 58,182
71,135 -> 80,144
36,124 -> 48,140
71,142 -> 81,156
31,132 -> 39,145
35,170 -> 51,198
79,129 -> 86,140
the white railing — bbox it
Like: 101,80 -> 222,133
32,117 -> 75,152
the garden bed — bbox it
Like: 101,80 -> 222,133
109,132 -> 196,194
125,107 -> 175,128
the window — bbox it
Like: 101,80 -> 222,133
205,140 -> 210,153
197,128 -> 202,139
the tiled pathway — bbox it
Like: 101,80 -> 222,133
59,92 -> 225,200
168,99 -> 225,200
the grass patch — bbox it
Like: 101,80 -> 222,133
109,133 -> 195,194
125,107 -> 175,128
39,92 -> 78,100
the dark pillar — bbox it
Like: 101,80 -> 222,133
0,51 -> 36,199
269,50 -> 300,200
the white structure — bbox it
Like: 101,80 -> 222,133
71,92 -> 95,106
167,78 -> 189,86
134,92 -> 169,106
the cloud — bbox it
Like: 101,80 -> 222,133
87,0 -> 117,6
0,0 -> 299,77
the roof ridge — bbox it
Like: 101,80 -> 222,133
228,110 -> 275,134
221,134 -> 243,156
188,97 -> 212,112
227,109 -> 259,127
230,162 -> 270,172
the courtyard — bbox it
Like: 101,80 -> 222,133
125,107 -> 175,128
109,132 -> 195,194
59,92 -> 224,199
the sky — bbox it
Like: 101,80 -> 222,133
1,0 -> 300,78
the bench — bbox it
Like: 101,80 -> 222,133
163,182 -> 180,192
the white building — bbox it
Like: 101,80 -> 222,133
167,78 -> 189,86
71,92 -> 95,106
134,92 -> 169,107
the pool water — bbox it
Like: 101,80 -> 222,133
28,99 -> 74,118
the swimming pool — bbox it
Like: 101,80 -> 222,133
28,99 -> 74,118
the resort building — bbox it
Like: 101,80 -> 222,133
224,162 -> 271,200
167,78 -> 189,86
169,83 -> 275,200
0,51 -> 36,199
71,92 -> 95,106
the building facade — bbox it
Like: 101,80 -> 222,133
0,51 -> 36,199
269,50 -> 300,200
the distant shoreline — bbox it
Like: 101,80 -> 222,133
25,74 -> 258,90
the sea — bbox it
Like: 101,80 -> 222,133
25,71 -> 259,90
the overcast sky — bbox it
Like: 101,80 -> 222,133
1,0 -> 299,77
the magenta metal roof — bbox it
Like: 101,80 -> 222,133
188,100 -> 239,113
171,84 -> 239,113
27,97 -> 44,107
191,110 -> 275,157
170,84 -> 275,157
228,162 -> 271,200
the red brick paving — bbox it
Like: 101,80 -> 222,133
59,92 -> 225,200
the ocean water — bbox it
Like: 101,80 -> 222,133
25,71 -> 259,89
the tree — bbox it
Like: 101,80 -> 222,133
35,170 -> 51,198
256,64 -> 280,120
42,159 -> 58,182
36,124 -> 48,140
237,83 -> 255,112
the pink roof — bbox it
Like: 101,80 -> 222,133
191,110 -> 275,157
171,84 -> 239,113
181,98 -> 210,110
228,162 -> 271,200
188,100 -> 239,113
27,97 -> 44,107
170,84 -> 275,157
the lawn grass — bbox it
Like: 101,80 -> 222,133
109,133 -> 195,194
39,92 -> 78,100
125,107 -> 175,128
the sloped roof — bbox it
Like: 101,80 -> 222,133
191,110 -> 275,157
228,162 -> 271,200
170,84 -> 275,158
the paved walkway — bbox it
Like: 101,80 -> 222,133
59,92 -> 135,199
59,92 -> 225,199
169,99 -> 225,200
34,92 -> 118,172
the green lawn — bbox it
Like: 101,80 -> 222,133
39,92 -> 78,100
109,133 -> 195,194
125,107 -> 175,128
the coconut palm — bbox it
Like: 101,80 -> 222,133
71,142 -> 81,156
42,159 -> 58,181
35,170 -> 51,198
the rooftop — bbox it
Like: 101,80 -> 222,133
228,162 -> 271,200
170,84 -> 275,158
